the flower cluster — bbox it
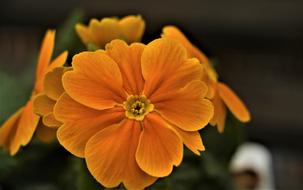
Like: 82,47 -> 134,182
0,15 -> 250,189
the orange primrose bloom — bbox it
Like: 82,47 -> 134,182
162,26 -> 251,133
0,30 -> 68,155
54,38 -> 214,189
76,15 -> 145,49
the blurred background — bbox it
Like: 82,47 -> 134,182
1,0 -> 303,189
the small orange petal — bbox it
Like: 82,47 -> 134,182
218,83 -> 251,122
36,124 -> 57,143
119,15 -> 145,43
155,80 -> 213,131
63,51 -> 127,110
203,77 -> 216,99
85,119 -> 157,189
162,26 -> 219,99
55,93 -> 124,157
173,127 -> 205,155
16,100 -> 40,146
0,107 -> 23,155
33,93 -> 55,116
75,24 -> 94,45
106,40 -> 145,95
0,100 -> 39,155
36,30 -> 55,85
42,113 -> 62,128
210,90 -> 227,133
89,18 -> 122,48
142,38 -> 203,98
47,51 -> 68,71
44,67 -> 69,101
136,113 -> 183,177
162,26 -> 209,65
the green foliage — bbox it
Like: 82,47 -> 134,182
0,66 -> 35,124
64,157 -> 103,190
54,9 -> 86,61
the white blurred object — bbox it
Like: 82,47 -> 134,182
230,142 -> 275,190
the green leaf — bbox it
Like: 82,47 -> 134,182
0,66 -> 34,123
54,9 -> 86,59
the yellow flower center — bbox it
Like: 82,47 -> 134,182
123,95 -> 154,121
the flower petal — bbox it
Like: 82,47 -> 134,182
162,26 -> 209,66
85,119 -> 157,189
36,124 -> 57,143
136,113 -> 183,177
76,24 -> 94,45
42,113 -> 62,128
162,26 -> 218,99
63,51 -> 126,110
1,100 -> 40,155
119,15 -> 145,43
0,107 -> 23,155
16,100 -> 40,146
36,30 -> 55,84
203,77 -> 216,99
89,18 -> 122,48
106,40 -> 145,95
155,80 -> 213,131
218,83 -> 251,122
33,93 -> 55,116
55,93 -> 124,157
141,38 -> 203,98
54,93 -> 101,122
16,100 -> 40,145
44,67 -> 69,101
47,51 -> 68,71
173,127 -> 205,155
210,90 -> 227,133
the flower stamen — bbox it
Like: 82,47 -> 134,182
123,95 -> 153,121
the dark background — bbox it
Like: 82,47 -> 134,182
1,0 -> 303,189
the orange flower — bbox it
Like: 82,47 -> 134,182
76,15 -> 145,49
0,30 -> 68,155
54,38 -> 213,189
162,26 -> 250,133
